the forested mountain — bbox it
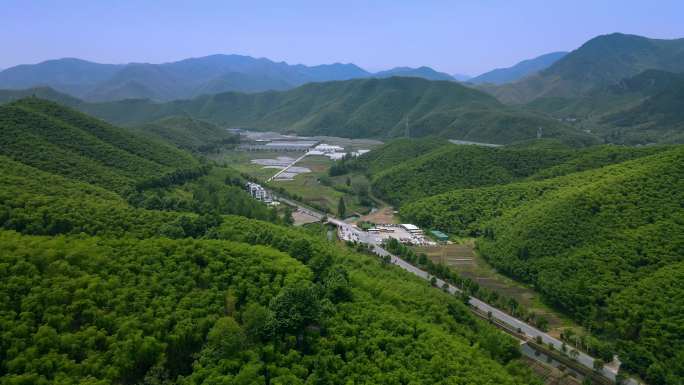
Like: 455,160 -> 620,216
0,56 -> 467,102
0,98 -> 197,192
337,139 -> 659,205
479,148 -> 684,384
0,86 -> 82,107
525,69 -> 684,144
0,55 -> 371,101
65,77 -> 593,144
399,144 -> 672,232
131,116 -> 239,152
6,67 -> 682,146
0,99 -> 540,384
399,145 -> 684,384
488,33 -> 684,104
374,66 -> 456,81
339,137 -> 448,175
0,58 -> 121,97
370,143 -> 576,205
602,71 -> 684,143
469,52 -> 567,85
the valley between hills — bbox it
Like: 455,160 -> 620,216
0,31 -> 683,385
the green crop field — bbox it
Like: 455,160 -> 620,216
415,242 -> 579,337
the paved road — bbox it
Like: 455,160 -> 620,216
370,243 -> 637,383
266,153 -> 309,182
271,194 -> 640,384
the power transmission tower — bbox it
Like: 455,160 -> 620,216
537,127 -> 543,139
405,115 -> 410,138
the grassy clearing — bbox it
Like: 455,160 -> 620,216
211,149 -> 376,215
209,149 -> 287,180
414,241 -> 581,337
275,158 -> 376,215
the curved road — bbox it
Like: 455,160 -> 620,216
271,192 -> 641,385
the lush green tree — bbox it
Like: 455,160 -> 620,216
337,197 -> 346,218
206,317 -> 246,358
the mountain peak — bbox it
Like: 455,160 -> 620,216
374,66 -> 455,81
486,33 -> 684,103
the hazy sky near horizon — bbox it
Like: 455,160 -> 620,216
3,0 -> 684,75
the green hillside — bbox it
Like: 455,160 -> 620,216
0,154 -> 181,237
602,71 -> 684,143
400,145 -> 667,233
0,86 -> 82,106
0,95 -> 540,385
401,146 -> 684,384
131,115 -> 239,152
340,137 -> 447,175
367,141 -> 599,205
0,98 -> 197,192
478,147 -> 684,384
489,33 -> 684,104
71,77 -> 593,144
525,70 -> 684,144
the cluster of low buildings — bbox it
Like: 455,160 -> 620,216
240,137 -> 370,161
308,144 -> 370,160
240,140 -> 319,152
337,222 -> 436,246
367,223 -> 436,246
246,182 -> 276,205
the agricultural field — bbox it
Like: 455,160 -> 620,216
210,149 -> 285,180
414,241 -> 580,338
211,148 -> 378,215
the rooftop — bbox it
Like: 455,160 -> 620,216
400,224 -> 420,231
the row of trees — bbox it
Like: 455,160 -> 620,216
382,238 -> 551,331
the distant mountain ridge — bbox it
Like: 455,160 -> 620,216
0,55 -> 371,101
0,58 -> 121,98
488,33 -> 684,103
0,55 -> 461,102
0,77 -> 595,146
469,52 -> 567,85
374,66 -> 456,81
524,69 -> 684,144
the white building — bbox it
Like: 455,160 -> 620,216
351,149 -> 370,157
326,152 -> 346,160
246,182 -> 272,203
400,224 -> 423,235
314,144 -> 345,153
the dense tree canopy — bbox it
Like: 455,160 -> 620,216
401,145 -> 684,384
0,98 -> 541,384
337,138 -> 663,206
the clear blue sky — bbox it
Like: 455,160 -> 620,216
3,0 -> 684,75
